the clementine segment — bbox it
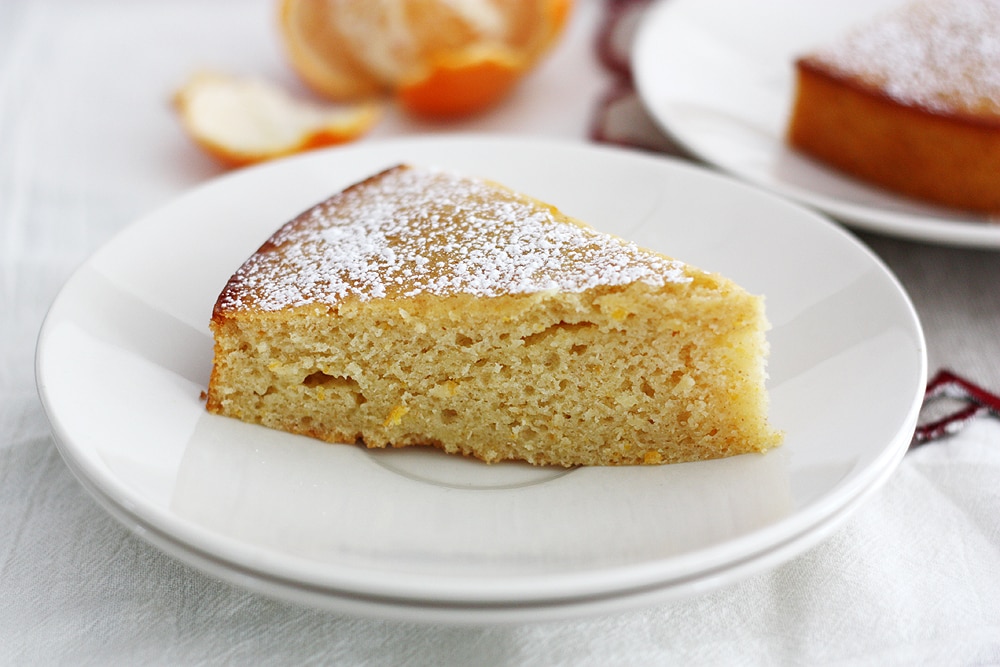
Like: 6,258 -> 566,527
277,0 -> 382,100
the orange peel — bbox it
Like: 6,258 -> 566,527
398,48 -> 524,118
277,0 -> 574,119
173,72 -> 380,167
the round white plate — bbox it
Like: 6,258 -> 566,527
633,0 -> 1000,249
36,136 -> 926,623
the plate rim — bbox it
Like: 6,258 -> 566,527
45,421 -> 906,624
34,134 -> 927,618
631,0 -> 1000,249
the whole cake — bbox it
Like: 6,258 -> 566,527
206,165 -> 781,466
787,0 -> 1000,213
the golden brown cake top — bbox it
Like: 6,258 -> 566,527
802,0 -> 1000,115
215,165 -> 693,313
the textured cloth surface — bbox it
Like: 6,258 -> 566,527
3,1 -> 1000,664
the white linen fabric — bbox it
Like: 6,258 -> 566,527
2,0 -> 999,664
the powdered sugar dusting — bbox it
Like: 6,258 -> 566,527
217,166 -> 691,311
810,0 -> 1000,114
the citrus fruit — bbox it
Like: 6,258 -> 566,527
173,71 -> 380,167
277,0 -> 573,119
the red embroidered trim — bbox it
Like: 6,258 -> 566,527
590,0 -> 658,148
911,370 -> 1000,446
595,0 -> 648,80
589,81 -> 639,146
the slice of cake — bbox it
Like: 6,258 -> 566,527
206,165 -> 781,466
787,0 -> 1000,213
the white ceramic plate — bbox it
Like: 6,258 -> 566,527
633,0 -> 1000,249
36,136 -> 926,624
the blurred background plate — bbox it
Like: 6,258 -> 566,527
633,0 -> 1000,249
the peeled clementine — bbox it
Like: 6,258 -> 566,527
277,0 -> 573,119
173,72 -> 380,167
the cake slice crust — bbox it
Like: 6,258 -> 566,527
206,165 -> 781,466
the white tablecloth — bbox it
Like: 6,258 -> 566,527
3,1 -> 999,663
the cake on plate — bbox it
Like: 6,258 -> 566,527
787,0 -> 1000,213
205,164 -> 781,466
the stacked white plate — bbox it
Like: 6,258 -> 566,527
36,136 -> 925,623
